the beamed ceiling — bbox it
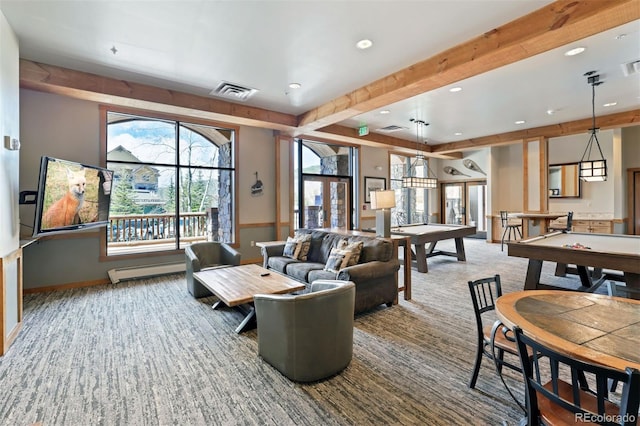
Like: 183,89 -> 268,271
3,0 -> 639,156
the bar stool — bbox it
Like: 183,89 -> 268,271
500,211 -> 522,251
549,211 -> 573,232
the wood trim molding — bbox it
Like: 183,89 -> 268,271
23,278 -> 111,294
431,110 -> 640,154
275,135 -> 282,240
238,222 -> 275,229
628,168 -> 640,235
20,59 -> 298,132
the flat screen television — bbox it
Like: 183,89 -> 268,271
32,156 -> 114,237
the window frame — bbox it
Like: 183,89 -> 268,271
389,152 -> 430,226
99,105 -> 239,260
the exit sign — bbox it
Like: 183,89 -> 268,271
358,125 -> 369,136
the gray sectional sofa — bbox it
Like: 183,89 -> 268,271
261,228 -> 400,314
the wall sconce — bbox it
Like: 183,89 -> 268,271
370,190 -> 396,238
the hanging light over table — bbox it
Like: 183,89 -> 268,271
402,119 -> 438,189
579,71 -> 607,182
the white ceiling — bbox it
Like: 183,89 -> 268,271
1,1 -> 639,146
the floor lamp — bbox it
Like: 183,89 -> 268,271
370,190 -> 396,238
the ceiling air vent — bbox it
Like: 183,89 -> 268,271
620,60 -> 640,77
210,81 -> 259,101
376,125 -> 407,133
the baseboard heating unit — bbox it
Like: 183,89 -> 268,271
108,262 -> 186,284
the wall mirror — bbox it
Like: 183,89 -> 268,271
548,162 -> 581,198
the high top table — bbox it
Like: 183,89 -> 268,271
508,212 -> 566,238
496,290 -> 640,371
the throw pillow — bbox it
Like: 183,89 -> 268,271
323,247 -> 352,273
283,236 -> 301,259
293,232 -> 312,261
337,239 -> 364,266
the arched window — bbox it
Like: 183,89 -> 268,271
103,109 -> 236,255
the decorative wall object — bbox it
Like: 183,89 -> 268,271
251,171 -> 263,196
364,176 -> 386,203
463,159 -> 485,175
443,166 -> 470,177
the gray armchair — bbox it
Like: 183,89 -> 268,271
185,242 -> 241,298
254,280 -> 355,382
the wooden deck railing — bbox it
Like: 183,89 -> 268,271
107,212 -> 208,243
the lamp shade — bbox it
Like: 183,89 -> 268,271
370,190 -> 396,210
402,176 -> 438,189
579,159 -> 607,182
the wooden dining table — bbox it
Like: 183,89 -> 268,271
496,290 -> 640,371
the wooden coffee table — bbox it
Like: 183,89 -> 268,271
193,263 -> 305,333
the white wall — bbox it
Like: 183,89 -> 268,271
18,89 -> 276,287
548,130 -> 615,214
622,126 -> 640,171
436,149 -> 489,181
360,145 -> 389,221
0,11 -> 20,256
494,143 -> 523,212
19,90 -> 100,233
0,10 -> 21,351
237,125 -> 276,224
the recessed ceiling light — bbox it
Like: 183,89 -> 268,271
546,109 -> 555,115
454,132 -> 462,136
603,102 -> 617,107
515,120 -> 526,125
449,87 -> 462,93
288,83 -> 301,89
356,39 -> 373,50
564,47 -> 586,56
379,110 -> 390,114
615,34 -> 627,40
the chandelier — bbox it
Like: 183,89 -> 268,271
578,71 -> 607,182
402,118 -> 437,189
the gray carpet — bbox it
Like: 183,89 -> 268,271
0,239 -> 591,425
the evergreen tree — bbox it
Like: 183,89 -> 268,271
110,169 -> 143,215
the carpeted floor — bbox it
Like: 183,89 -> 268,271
0,239 -> 592,425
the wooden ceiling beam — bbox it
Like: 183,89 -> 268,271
296,0 -> 640,132
431,109 -> 640,154
306,125 -> 463,159
19,59 -> 299,132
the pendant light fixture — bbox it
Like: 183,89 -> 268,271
579,71 -> 607,182
402,118 -> 438,189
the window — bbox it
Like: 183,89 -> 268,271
102,108 -> 236,256
390,153 -> 429,226
293,139 -> 357,230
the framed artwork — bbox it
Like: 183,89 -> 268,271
364,176 -> 386,203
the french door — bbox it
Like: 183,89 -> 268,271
300,175 -> 351,229
441,181 -> 487,238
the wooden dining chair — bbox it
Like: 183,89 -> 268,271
468,275 -> 522,389
500,211 -> 522,251
513,326 -> 640,426
607,281 -> 640,299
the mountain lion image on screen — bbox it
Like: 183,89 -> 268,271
42,167 -> 86,228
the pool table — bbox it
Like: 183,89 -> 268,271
507,231 -> 640,291
389,223 -> 477,273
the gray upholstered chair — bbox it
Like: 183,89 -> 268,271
254,280 -> 355,382
185,242 -> 241,298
